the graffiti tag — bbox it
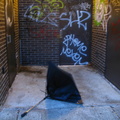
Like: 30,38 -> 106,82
24,0 -> 64,19
60,10 -> 91,30
24,10 -> 91,31
71,2 -> 91,11
94,0 -> 112,32
60,34 -> 88,65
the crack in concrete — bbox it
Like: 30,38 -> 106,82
110,106 -> 120,119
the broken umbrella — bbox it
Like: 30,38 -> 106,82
21,61 -> 82,118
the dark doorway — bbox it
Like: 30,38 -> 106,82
5,0 -> 16,86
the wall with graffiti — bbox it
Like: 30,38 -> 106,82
19,0 -> 61,65
19,0 -> 92,65
59,0 -> 92,65
105,0 -> 120,90
91,0 -> 111,73
94,0 -> 112,32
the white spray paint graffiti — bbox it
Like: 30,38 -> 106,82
24,0 -> 64,21
24,7 -> 58,27
60,34 -> 88,65
24,8 -> 91,31
60,10 -> 91,31
79,2 -> 91,11
102,4 -> 112,32
24,4 -> 41,22
94,0 -> 112,32
71,2 -> 91,11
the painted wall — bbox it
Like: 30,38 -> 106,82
20,0 -> 92,65
105,0 -> 120,89
59,0 -> 92,65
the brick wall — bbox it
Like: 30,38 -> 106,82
19,0 -> 93,66
91,0 -> 110,73
19,0 -> 60,65
0,0 -> 9,106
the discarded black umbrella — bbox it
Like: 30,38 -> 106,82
21,61 -> 82,118
47,61 -> 82,104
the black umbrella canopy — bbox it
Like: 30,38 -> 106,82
46,61 -> 83,104
21,62 -> 82,118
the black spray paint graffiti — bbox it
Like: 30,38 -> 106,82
60,34 -> 88,65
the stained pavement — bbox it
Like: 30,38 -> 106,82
0,65 -> 120,120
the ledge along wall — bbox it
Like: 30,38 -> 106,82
19,0 -> 92,65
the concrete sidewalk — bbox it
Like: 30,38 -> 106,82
0,65 -> 120,120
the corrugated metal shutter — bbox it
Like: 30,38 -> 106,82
0,0 -> 20,106
0,0 -> 9,106
14,0 -> 20,70
91,0 -> 108,73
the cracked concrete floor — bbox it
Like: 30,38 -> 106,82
0,65 -> 120,120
